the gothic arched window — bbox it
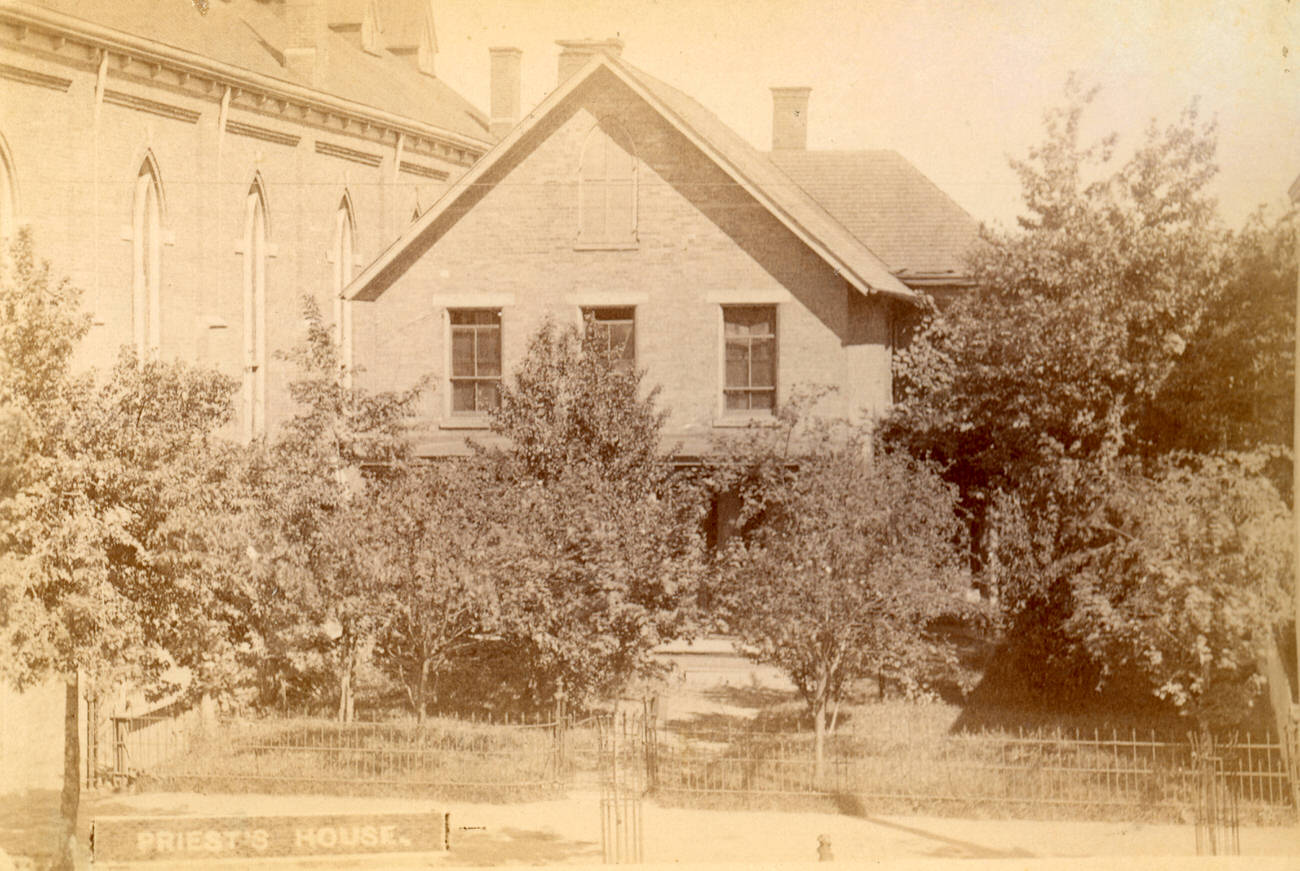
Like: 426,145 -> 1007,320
242,176 -> 269,440
332,193 -> 357,380
0,133 -> 16,242
132,154 -> 164,359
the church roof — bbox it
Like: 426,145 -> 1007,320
14,0 -> 487,143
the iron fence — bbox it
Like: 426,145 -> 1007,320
109,703 -> 1297,825
116,710 -> 563,800
653,724 -> 1294,822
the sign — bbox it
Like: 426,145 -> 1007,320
91,811 -> 449,864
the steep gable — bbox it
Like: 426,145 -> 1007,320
347,52 -> 915,304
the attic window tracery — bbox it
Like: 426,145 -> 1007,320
576,119 -> 637,248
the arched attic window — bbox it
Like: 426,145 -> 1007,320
331,193 -> 357,381
241,176 -> 269,441
577,119 -> 637,248
132,153 -> 165,360
0,133 -> 16,242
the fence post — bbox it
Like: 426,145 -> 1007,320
553,683 -> 567,783
112,717 -> 127,789
85,691 -> 97,789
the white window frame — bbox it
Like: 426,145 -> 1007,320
718,303 -> 779,420
444,307 -> 503,424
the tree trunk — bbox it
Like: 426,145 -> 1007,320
812,697 -> 826,787
58,673 -> 80,871
337,645 -> 354,723
415,658 -> 430,726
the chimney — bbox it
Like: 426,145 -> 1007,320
489,47 -> 522,139
770,86 -> 811,150
282,0 -> 326,86
556,37 -> 623,87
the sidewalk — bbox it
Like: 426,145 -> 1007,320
18,789 -> 1295,867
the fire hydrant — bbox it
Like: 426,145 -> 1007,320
817,834 -> 833,861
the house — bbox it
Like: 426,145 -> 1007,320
345,39 -> 980,458
0,0 -> 493,441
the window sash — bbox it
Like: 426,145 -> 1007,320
450,310 -> 502,413
723,306 -> 776,413
583,307 -> 635,370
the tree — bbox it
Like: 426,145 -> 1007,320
884,80 -> 1226,509
491,465 -> 704,705
1138,211 -> 1296,485
363,461 -> 500,722
881,80 -> 1294,723
483,318 -> 705,706
259,296 -> 425,720
486,316 -> 669,490
1,232 -> 240,870
712,411 -> 971,779
993,454 -> 1292,729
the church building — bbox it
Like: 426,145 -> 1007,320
0,0 -> 492,439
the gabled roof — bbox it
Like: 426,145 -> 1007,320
767,150 -> 981,280
13,0 -> 487,143
347,52 -> 918,303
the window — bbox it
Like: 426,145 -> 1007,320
332,194 -> 356,380
450,310 -> 501,414
583,306 -> 635,372
723,305 -> 776,412
132,155 -> 164,359
577,121 -> 636,246
0,133 -> 15,241
242,177 -> 269,440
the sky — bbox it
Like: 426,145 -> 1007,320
427,0 -> 1299,231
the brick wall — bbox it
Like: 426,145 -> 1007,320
0,32 -> 471,438
356,69 -> 895,455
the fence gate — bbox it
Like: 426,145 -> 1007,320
1191,733 -> 1240,856
595,701 -> 656,864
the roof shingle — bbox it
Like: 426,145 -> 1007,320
767,149 -> 981,277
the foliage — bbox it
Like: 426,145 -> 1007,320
993,453 -> 1292,728
486,316 -> 669,490
884,80 -> 1227,503
0,228 -> 89,501
879,80 -> 1293,725
252,296 -> 427,719
363,460 -> 501,721
491,465 -> 704,704
483,318 -> 705,706
1138,211 -> 1296,479
710,406 -> 972,776
2,349 -> 238,690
